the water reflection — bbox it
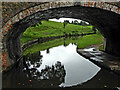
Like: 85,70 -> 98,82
36,44 -> 100,87
2,61 -> 66,88
23,58 -> 66,88
2,43 -> 120,88
24,52 -> 43,69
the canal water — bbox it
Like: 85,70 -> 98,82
2,37 -> 120,88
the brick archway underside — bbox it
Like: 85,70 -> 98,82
4,6 -> 120,67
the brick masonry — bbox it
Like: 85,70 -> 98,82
2,2 -> 120,35
0,2 -> 2,71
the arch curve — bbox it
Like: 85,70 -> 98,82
2,2 -> 120,69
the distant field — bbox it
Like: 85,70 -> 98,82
21,20 -> 94,44
21,20 -> 104,55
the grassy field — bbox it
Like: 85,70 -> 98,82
23,34 -> 103,55
21,20 -> 94,44
21,20 -> 104,55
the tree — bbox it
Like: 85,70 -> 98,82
71,21 -> 74,24
74,20 -> 79,25
63,20 -> 69,28
64,20 -> 70,23
79,21 -> 88,26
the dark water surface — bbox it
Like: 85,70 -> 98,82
2,44 -> 120,88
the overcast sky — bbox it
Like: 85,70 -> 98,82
49,18 -> 82,23
49,18 -> 89,24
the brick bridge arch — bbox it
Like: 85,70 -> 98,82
1,1 -> 120,70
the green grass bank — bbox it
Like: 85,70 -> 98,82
23,34 -> 103,55
21,20 -> 104,55
21,20 -> 94,44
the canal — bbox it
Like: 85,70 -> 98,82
2,36 -> 120,88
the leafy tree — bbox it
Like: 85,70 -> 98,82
79,21 -> 88,26
63,20 -> 69,28
71,21 -> 74,24
64,20 -> 70,23
74,20 -> 79,25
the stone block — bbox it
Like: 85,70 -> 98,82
28,7 -> 34,15
18,12 -> 24,20
8,20 -> 12,25
33,6 -> 40,12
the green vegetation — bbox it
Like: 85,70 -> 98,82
23,34 -> 103,55
21,20 -> 94,44
99,45 -> 104,51
21,20 -> 104,55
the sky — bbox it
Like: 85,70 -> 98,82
49,18 -> 89,24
